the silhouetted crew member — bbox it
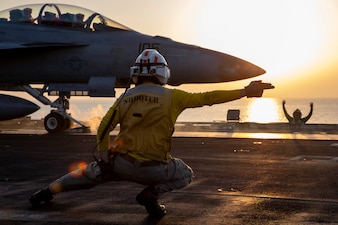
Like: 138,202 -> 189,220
282,100 -> 313,128
29,49 -> 274,216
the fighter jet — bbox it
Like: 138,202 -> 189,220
0,3 -> 265,133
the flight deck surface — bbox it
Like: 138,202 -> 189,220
1,133 -> 337,225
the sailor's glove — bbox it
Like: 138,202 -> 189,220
244,80 -> 274,98
96,157 -> 115,181
97,157 -> 109,172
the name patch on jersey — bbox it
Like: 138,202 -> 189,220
124,95 -> 159,104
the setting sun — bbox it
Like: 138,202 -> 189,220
247,98 -> 279,123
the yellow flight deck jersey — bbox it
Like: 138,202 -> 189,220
97,83 -> 243,163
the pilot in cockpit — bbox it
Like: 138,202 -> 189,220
23,8 -> 35,23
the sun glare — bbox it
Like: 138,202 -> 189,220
191,0 -> 329,87
247,98 -> 279,123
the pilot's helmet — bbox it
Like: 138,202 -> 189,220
130,49 -> 170,85
293,109 -> 302,119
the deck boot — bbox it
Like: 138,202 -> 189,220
136,186 -> 166,216
29,187 -> 54,207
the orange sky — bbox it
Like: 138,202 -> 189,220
2,0 -> 338,98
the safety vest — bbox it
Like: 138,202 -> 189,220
115,84 -> 174,162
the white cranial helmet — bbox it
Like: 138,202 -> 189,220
130,49 -> 170,85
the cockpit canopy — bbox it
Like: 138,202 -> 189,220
0,3 -> 131,31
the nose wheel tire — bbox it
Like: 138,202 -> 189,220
44,112 -> 65,133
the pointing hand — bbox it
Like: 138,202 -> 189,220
244,80 -> 274,98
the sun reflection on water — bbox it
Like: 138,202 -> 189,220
247,98 -> 279,123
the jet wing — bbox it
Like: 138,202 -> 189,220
0,42 -> 88,52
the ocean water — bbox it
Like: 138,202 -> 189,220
31,97 -> 338,124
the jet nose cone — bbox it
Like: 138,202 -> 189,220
219,55 -> 266,82
166,47 -> 266,86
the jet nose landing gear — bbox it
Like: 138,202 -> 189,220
21,84 -> 90,133
44,110 -> 90,133
44,112 -> 68,133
